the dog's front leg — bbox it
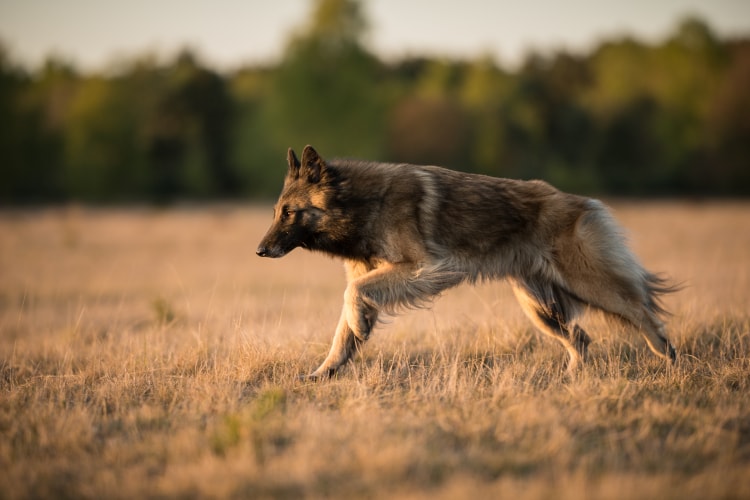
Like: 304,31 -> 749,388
307,308 -> 364,379
305,261 -> 376,379
306,262 -> 413,379
306,277 -> 381,379
342,260 -> 465,341
307,261 -> 458,379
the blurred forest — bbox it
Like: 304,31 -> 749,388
2,0 -> 749,203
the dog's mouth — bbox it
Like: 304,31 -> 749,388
256,245 -> 284,258
256,242 -> 297,258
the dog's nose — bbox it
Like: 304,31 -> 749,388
256,246 -> 268,257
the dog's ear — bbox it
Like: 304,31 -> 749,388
287,148 -> 301,178
300,145 -> 325,184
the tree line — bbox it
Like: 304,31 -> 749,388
2,0 -> 749,203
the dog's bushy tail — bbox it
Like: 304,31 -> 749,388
581,200 -> 681,317
645,272 -> 683,317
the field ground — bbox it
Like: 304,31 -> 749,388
1,202 -> 749,499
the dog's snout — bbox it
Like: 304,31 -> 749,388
256,246 -> 268,257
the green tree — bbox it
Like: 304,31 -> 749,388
65,76 -> 145,200
385,58 -> 473,169
229,67 -> 280,197
707,41 -> 750,194
264,0 -> 385,159
145,51 -> 237,200
458,56 -> 510,175
2,56 -> 71,202
0,46 -> 49,202
387,95 -> 470,168
3,12 -> 750,202
499,52 -> 596,189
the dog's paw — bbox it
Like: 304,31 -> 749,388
298,367 -> 337,382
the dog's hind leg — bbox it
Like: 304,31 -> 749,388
635,310 -> 676,362
510,278 -> 591,374
556,199 -> 677,363
589,292 -> 676,363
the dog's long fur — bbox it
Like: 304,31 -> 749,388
257,145 -> 677,378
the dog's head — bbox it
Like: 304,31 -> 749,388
256,145 -> 330,258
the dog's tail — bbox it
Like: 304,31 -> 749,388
644,272 -> 683,316
579,200 -> 681,316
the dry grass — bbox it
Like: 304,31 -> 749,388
1,202 -> 749,499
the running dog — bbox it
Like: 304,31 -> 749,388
257,146 -> 677,378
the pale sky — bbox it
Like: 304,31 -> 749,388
1,0 -> 749,71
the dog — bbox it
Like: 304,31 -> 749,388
256,145 -> 677,378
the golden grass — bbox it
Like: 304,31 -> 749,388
1,202 -> 749,499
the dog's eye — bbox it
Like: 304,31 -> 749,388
283,208 -> 294,219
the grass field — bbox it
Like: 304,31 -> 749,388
1,202 -> 749,499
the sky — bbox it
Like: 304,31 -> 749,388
1,0 -> 749,71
